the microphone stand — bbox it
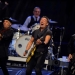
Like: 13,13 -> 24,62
57,28 -> 65,59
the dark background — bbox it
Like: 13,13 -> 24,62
1,0 -> 75,57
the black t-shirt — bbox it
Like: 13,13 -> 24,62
32,28 -> 52,53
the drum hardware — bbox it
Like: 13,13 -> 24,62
51,35 -> 54,47
47,47 -> 54,60
57,57 -> 69,75
8,49 -> 18,56
24,28 -> 32,35
47,46 -> 57,70
27,30 -> 30,35
10,50 -> 16,56
47,34 -> 56,60
16,27 -> 20,39
26,29 -> 32,35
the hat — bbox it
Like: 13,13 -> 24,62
2,17 -> 13,23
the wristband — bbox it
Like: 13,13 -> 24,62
25,50 -> 28,53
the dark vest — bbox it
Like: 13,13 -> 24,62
27,16 -> 40,28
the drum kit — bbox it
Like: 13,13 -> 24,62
8,23 -> 40,57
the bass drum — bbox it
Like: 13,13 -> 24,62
15,35 -> 33,57
9,32 -> 23,51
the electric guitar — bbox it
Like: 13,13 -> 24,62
26,37 -> 43,63
26,45 -> 36,63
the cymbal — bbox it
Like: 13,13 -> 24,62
49,19 -> 57,23
20,26 -> 29,31
9,17 -> 20,24
11,24 -> 29,32
11,24 -> 22,30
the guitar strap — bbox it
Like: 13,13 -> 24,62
37,26 -> 49,39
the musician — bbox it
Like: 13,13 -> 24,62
22,7 -> 41,29
67,34 -> 75,75
0,17 -> 13,75
23,16 -> 52,75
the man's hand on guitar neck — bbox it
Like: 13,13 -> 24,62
36,39 -> 42,45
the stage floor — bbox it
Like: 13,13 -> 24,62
0,67 -> 54,75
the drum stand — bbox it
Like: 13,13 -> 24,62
16,27 -> 20,39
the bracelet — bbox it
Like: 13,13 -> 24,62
25,50 -> 28,53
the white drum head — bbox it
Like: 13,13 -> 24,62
15,35 -> 33,57
32,24 -> 40,32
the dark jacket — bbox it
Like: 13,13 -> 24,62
0,28 -> 13,58
68,34 -> 75,55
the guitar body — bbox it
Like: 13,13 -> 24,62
26,45 -> 36,63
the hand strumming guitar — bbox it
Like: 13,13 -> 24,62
36,39 -> 42,45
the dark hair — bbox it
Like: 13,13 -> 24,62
41,16 -> 49,24
2,17 -> 12,23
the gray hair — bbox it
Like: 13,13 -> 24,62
33,7 -> 41,11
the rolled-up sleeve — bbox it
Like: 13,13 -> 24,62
23,16 -> 31,27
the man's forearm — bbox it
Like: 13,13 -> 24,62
26,41 -> 33,50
